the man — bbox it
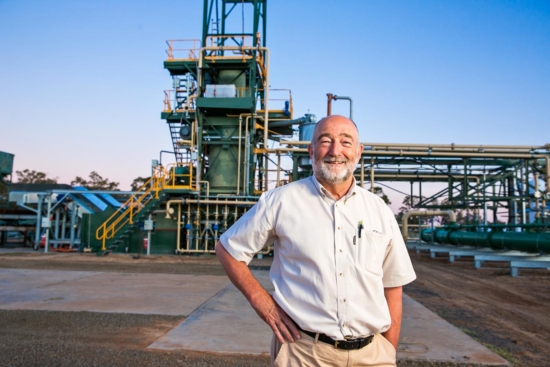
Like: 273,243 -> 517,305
216,115 -> 416,366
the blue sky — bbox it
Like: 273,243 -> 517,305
1,0 -> 549,204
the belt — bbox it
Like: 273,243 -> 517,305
298,327 -> 374,350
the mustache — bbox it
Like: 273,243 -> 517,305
323,158 -> 348,163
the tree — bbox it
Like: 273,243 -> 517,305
16,169 -> 58,184
130,176 -> 151,191
395,195 -> 425,224
371,186 -> 391,205
71,171 -> 119,191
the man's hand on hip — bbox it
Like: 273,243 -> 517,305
215,242 -> 300,344
250,291 -> 301,344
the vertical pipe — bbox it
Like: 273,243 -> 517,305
176,203 -> 181,254
327,93 -> 333,116
447,165 -> 453,204
237,116 -> 242,195
54,208 -> 60,244
264,155 -> 269,191
70,201 -> 76,250
244,116 -> 250,196
147,214 -> 152,256
34,194 -> 44,250
276,151 -> 281,187
45,194 -> 52,253
483,172 -> 488,230
370,157 -> 374,193
463,158 -> 468,203
61,206 -> 67,239
410,182 -> 414,207
507,176 -> 516,225
535,172 -> 540,220
360,157 -> 364,188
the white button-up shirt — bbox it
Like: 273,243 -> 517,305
220,176 -> 416,340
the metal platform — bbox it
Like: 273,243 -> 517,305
407,241 -> 549,276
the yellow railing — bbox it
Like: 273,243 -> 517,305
163,90 -> 196,112
206,35 -> 253,48
204,35 -> 254,61
163,90 -> 172,111
166,39 -> 201,61
95,163 -> 195,251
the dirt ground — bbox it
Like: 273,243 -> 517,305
0,249 -> 548,367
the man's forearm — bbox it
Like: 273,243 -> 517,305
215,241 -> 269,303
382,286 -> 403,350
215,241 -> 300,343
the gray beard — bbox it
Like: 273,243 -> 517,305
312,158 -> 355,184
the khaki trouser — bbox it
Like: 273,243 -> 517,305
270,332 -> 396,367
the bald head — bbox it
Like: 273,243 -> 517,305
311,115 -> 359,148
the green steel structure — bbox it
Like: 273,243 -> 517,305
95,0 -> 303,255
93,0 -> 549,256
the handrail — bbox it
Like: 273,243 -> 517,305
95,163 -> 196,251
163,90 -> 171,111
163,90 -> 196,112
206,35 -> 253,48
165,39 -> 201,61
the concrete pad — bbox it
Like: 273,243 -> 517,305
0,269 -> 229,316
149,270 -> 273,354
0,267 -> 508,364
149,270 -> 508,365
399,295 -> 507,365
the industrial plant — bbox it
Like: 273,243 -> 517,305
1,0 -> 549,277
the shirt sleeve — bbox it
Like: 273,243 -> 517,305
381,205 -> 417,288
219,192 -> 276,264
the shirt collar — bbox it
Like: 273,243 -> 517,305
310,175 -> 357,202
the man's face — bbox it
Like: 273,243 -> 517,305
308,116 -> 363,185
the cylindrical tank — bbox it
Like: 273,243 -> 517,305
206,127 -> 244,194
298,113 -> 317,142
298,114 -> 317,168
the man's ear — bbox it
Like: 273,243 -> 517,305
357,144 -> 364,161
308,143 -> 313,158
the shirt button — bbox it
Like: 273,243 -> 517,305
339,249 -> 343,253
339,273 -> 343,277
338,226 -> 341,230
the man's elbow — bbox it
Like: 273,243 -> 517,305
215,241 -> 228,260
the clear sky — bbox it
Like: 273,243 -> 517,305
1,0 -> 549,207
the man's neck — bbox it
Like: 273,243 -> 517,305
315,176 -> 354,200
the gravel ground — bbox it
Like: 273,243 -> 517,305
1,250 -> 548,366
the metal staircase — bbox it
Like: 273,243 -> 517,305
96,169 -> 167,255
95,164 -> 196,255
168,121 -> 192,164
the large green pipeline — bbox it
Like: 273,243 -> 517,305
421,228 -> 550,253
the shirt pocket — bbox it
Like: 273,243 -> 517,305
354,231 -> 392,275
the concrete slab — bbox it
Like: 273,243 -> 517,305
0,269 -> 229,315
0,267 -> 508,365
149,270 -> 508,365
399,295 -> 507,365
149,270 -> 273,354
